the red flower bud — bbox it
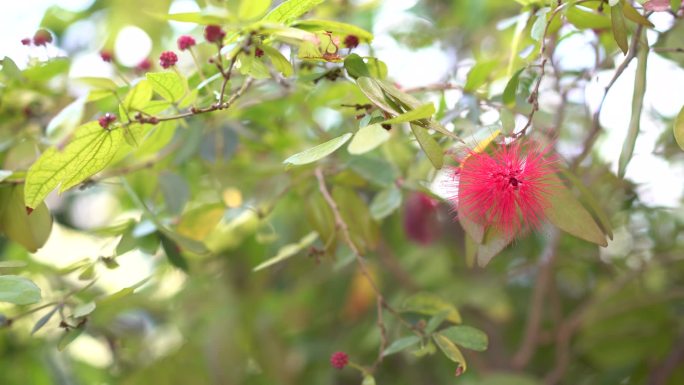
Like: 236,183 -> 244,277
204,25 -> 225,43
344,35 -> 360,49
32,29 -> 53,46
403,192 -> 439,245
159,51 -> 178,69
100,50 -> 113,62
98,113 -> 117,129
255,47 -> 264,58
21,38 -> 31,46
136,58 -> 152,72
177,35 -> 196,51
329,351 -> 349,369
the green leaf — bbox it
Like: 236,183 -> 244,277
673,0 -> 683,12
152,12 -> 226,24
357,77 -> 401,115
410,124 -> 443,169
439,325 -> 489,352
72,302 -> 96,318
401,292 -> 462,324
566,6 -> 611,30
58,327 -> 84,351
0,186 -> 52,252
425,310 -> 451,334
503,68 -> 524,107
0,275 -> 41,305
559,168 -> 613,240
383,335 -> 421,357
146,72 -> 186,103
369,185 -> 402,220
123,79 -> 153,113
262,0 -> 325,24
674,105 -> 684,151
283,133 -> 352,165
464,60 -> 498,92
332,186 -> 379,253
622,1 -> 654,28
362,375 -> 376,385
384,103 -> 435,125
344,53 -> 370,79
476,226 -> 514,267
292,19 -> 374,42
73,77 -> 118,90
618,30 -> 647,178
260,45 -> 294,77
545,173 -> 608,247
22,58 -> 70,82
31,306 -> 59,335
239,0 -> 271,20
459,211 -> 485,244
348,124 -> 391,155
25,121 -> 126,209
0,170 -> 12,183
160,233 -> 189,272
2,57 -> 22,80
433,333 -> 468,373
530,8 -> 549,42
611,5 -> 629,55
253,232 -> 318,271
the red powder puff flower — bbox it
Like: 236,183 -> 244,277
329,351 -> 349,369
136,58 -> 152,72
455,141 -> 557,237
100,50 -> 113,62
33,29 -> 53,46
403,192 -> 439,245
159,51 -> 178,69
177,35 -> 196,51
204,25 -> 225,43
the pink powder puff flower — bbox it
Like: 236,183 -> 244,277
329,351 -> 349,369
454,141 -> 557,237
177,35 -> 196,51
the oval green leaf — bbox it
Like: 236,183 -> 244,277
348,124 -> 391,155
283,133 -> 352,165
0,275 -> 42,305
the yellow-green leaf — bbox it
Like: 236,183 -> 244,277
25,122 -> 125,209
262,0 -> 325,24
253,232 -> 318,271
622,1 -> 654,28
433,333 -> 468,373
260,45 -> 294,77
283,133 -> 352,165
146,72 -> 186,103
123,79 -> 153,113
292,19 -> 373,42
611,5 -> 629,54
401,292 -> 462,324
384,103 -> 435,125
674,105 -> 684,151
439,325 -> 489,352
239,0 -> 271,20
0,275 -> 42,305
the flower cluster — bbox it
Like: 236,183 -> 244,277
177,35 -> 196,51
204,25 -> 225,43
329,351 -> 349,369
22,29 -> 53,47
159,51 -> 178,69
454,141 -> 557,236
98,113 -> 117,129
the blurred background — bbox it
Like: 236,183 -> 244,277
1,0 -> 684,384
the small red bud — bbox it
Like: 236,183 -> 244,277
32,29 -> 53,46
98,113 -> 117,129
159,51 -> 178,69
329,352 -> 349,370
148,116 -> 159,125
344,35 -> 360,49
25,207 -> 34,215
21,38 -> 31,46
136,58 -> 151,72
403,192 -> 439,245
255,47 -> 264,58
204,25 -> 226,43
177,35 -> 196,51
100,50 -> 113,62
454,365 -> 464,376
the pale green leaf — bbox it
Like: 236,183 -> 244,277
464,60 -> 498,92
46,96 -> 86,138
260,45 -> 294,77
73,77 -> 118,90
123,79 -> 153,113
477,226 -> 514,267
611,5 -> 629,54
362,376 -> 376,385
0,275 -> 41,305
146,72 -> 186,103
545,173 -> 608,247
401,292 -> 462,324
622,1 -> 654,28
618,30 -> 647,177
72,302 -> 96,318
674,105 -> 684,151
1,186 -> 53,252
292,19 -> 374,41
239,0 -> 271,20
348,124 -> 391,155
25,122 -> 125,209
253,232 -> 318,271
503,68 -> 524,107
262,0 -> 325,24
369,185 -> 402,220
384,103 -> 435,125
58,328 -> 84,351
566,6 -> 611,30
283,133 -> 352,165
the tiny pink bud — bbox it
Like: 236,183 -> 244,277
136,58 -> 151,72
159,51 -> 178,69
204,25 -> 225,43
177,35 -> 196,51
255,47 -> 264,58
21,38 -> 31,46
329,351 -> 349,370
